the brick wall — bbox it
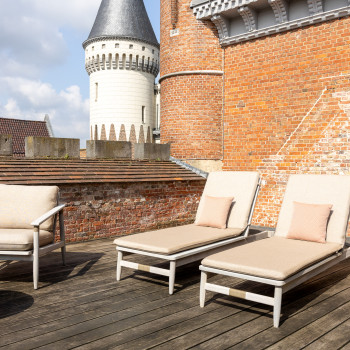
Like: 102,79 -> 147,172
160,0 -> 223,160
160,1 -> 350,230
223,19 -> 350,228
57,180 -> 205,243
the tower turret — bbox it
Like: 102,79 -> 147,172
83,0 -> 160,142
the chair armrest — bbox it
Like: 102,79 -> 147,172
31,204 -> 66,227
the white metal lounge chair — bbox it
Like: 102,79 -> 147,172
0,184 -> 66,289
199,174 -> 350,327
114,171 -> 261,294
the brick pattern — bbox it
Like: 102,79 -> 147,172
222,19 -> 350,229
58,180 -> 205,242
0,117 -> 50,156
161,75 -> 223,159
161,3 -> 350,232
160,0 -> 224,160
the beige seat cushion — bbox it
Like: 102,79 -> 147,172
0,229 -> 53,251
114,224 -> 243,255
0,184 -> 59,231
202,236 -> 342,280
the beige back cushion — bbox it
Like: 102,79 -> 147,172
0,184 -> 59,231
195,171 -> 260,230
275,175 -> 350,245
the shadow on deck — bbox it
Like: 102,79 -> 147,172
0,239 -> 350,349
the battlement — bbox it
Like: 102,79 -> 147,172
85,39 -> 159,77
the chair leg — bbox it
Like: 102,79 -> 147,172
61,246 -> 66,266
273,287 -> 283,328
200,271 -> 207,307
169,261 -> 176,295
116,251 -> 123,281
33,228 -> 39,290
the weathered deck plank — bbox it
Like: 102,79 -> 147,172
0,239 -> 349,350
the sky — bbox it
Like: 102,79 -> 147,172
0,0 -> 160,146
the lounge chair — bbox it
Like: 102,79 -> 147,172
0,184 -> 66,289
199,174 -> 350,327
114,171 -> 261,294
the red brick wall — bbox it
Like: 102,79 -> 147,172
57,180 -> 205,243
160,3 -> 350,230
223,19 -> 350,228
160,0 -> 223,160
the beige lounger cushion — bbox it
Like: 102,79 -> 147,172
0,229 -> 53,251
202,236 -> 342,280
0,184 -> 59,231
195,171 -> 260,230
114,224 -> 243,255
275,175 -> 350,245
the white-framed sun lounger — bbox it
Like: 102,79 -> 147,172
114,171 -> 261,294
199,174 -> 350,327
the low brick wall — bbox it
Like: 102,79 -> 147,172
57,180 -> 205,243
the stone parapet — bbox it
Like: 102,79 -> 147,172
86,140 -> 132,159
25,137 -> 80,159
0,135 -> 12,157
134,143 -> 170,161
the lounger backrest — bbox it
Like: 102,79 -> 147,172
0,184 -> 59,231
275,175 -> 350,245
195,171 -> 260,230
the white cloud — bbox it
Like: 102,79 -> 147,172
0,78 -> 90,145
0,0 -> 97,146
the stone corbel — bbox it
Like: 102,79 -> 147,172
238,6 -> 257,32
268,0 -> 288,23
307,0 -> 323,15
211,15 -> 230,39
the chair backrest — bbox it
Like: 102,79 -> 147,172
195,171 -> 260,230
0,184 -> 59,231
275,175 -> 350,245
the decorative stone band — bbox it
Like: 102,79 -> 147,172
191,0 -> 350,46
83,36 -> 160,50
85,53 -> 159,77
159,70 -> 224,83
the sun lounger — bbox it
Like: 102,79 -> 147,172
114,171 -> 261,294
199,174 -> 350,327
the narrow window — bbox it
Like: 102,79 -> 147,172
92,46 -> 95,51
115,43 -> 119,48
102,44 -> 105,49
129,44 -> 133,49
142,106 -> 146,124
142,46 -> 145,51
95,82 -> 98,102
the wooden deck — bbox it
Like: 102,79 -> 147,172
1,239 -> 350,349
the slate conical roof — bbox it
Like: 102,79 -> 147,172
83,0 -> 159,48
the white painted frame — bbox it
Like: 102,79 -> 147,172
199,239 -> 350,327
116,181 -> 261,295
0,203 -> 66,290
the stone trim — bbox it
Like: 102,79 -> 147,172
83,36 -> 160,50
159,70 -> 223,83
192,0 -> 350,46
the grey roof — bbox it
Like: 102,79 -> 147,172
84,0 -> 159,48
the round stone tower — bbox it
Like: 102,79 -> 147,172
83,0 -> 160,143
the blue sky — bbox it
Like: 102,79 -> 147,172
0,0 -> 160,146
